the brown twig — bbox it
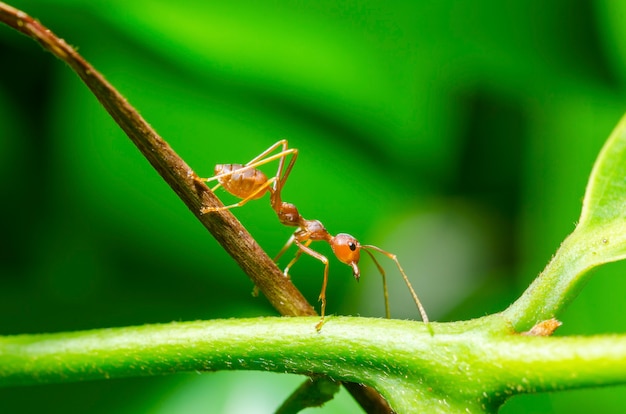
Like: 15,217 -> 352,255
0,2 -> 392,412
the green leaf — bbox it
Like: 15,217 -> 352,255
580,113 -> 626,229
504,113 -> 626,329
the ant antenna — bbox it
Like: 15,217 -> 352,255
361,245 -> 429,324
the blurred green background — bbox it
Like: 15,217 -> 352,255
2,0 -> 626,412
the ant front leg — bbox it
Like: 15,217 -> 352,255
274,234 -> 297,277
291,240 -> 330,331
275,234 -> 330,330
274,236 -> 311,282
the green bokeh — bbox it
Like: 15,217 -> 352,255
1,1 -> 626,412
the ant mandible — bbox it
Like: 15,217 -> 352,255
196,139 -> 429,331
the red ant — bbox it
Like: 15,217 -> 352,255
196,140 -> 429,331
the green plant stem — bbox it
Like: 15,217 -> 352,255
3,316 -> 626,413
502,228 -> 593,330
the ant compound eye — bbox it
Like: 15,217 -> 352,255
349,242 -> 357,251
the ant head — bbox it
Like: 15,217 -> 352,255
331,233 -> 361,280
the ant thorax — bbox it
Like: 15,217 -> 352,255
297,219 -> 331,242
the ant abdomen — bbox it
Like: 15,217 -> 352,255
214,164 -> 269,200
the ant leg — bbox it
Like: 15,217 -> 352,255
274,236 -> 309,280
274,236 -> 332,331
243,140 -> 297,203
292,240 -> 330,331
210,182 -> 223,193
243,139 -> 292,191
274,234 -> 296,267
281,239 -> 313,278
200,176 -> 277,214
363,245 -> 429,324
271,145 -> 299,208
245,139 -> 290,167
283,250 -> 304,279
252,230 -> 297,297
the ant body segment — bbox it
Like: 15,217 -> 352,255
196,140 -> 428,331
